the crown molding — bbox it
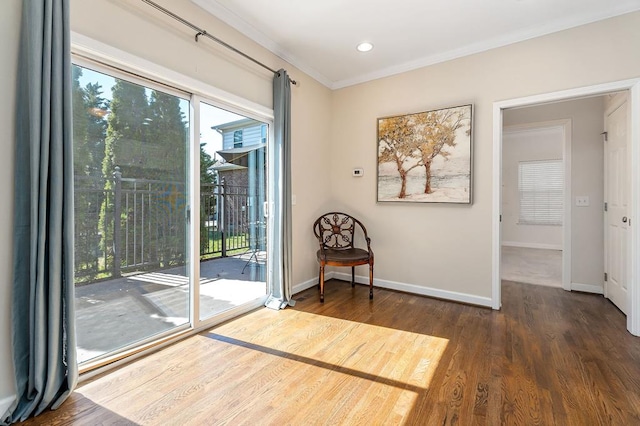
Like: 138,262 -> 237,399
331,6 -> 640,89
192,1 -> 640,90
191,0 -> 333,88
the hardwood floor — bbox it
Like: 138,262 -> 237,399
21,279 -> 640,425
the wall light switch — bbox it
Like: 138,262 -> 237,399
292,194 -> 297,205
575,196 -> 590,207
353,168 -> 364,177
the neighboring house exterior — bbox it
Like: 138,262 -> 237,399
216,118 -> 267,149
212,117 -> 266,190
211,119 -> 267,240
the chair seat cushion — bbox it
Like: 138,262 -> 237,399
317,247 -> 371,265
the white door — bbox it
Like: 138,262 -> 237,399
604,98 -> 629,314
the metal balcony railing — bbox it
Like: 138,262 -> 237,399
74,169 -> 257,283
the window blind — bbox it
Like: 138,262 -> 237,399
518,159 -> 564,226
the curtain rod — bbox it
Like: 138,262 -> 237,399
140,0 -> 297,85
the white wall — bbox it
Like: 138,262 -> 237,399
502,125 -> 564,248
0,0 -> 21,411
0,0 -> 332,405
503,97 -> 605,289
330,12 -> 640,301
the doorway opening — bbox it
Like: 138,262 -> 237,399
492,79 -> 640,336
501,119 -> 571,291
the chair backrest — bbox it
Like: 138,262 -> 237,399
313,212 -> 366,250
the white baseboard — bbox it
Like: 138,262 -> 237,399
0,395 -> 16,418
333,272 -> 493,308
292,273 -> 334,295
502,241 -> 562,250
571,282 -> 604,294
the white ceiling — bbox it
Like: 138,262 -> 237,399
192,0 -> 640,89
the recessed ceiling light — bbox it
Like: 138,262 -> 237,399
356,42 -> 374,53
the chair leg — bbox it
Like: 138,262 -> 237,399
369,263 -> 374,300
351,266 -> 355,288
319,265 -> 325,303
317,266 -> 321,289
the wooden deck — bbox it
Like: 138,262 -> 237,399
22,279 -> 640,425
75,254 -> 265,363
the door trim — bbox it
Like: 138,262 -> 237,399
492,78 -> 640,337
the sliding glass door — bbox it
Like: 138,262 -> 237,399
72,62 -> 191,364
198,102 -> 267,320
72,60 -> 270,366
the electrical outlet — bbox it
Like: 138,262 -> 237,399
575,196 -> 590,207
353,168 -> 364,177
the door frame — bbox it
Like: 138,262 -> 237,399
492,78 -> 640,336
502,120 -> 572,291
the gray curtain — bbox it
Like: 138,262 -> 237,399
2,0 -> 78,423
265,69 -> 294,310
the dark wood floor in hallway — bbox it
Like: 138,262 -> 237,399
21,279 -> 640,425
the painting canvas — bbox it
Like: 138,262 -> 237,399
377,104 -> 473,203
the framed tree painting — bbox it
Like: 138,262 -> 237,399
377,104 -> 473,203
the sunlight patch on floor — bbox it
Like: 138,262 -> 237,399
73,305 -> 449,424
210,308 -> 449,390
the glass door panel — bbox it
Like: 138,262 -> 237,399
199,102 -> 267,320
72,63 -> 190,364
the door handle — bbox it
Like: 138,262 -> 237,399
623,216 -> 628,223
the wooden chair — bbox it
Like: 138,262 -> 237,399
313,212 -> 374,302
